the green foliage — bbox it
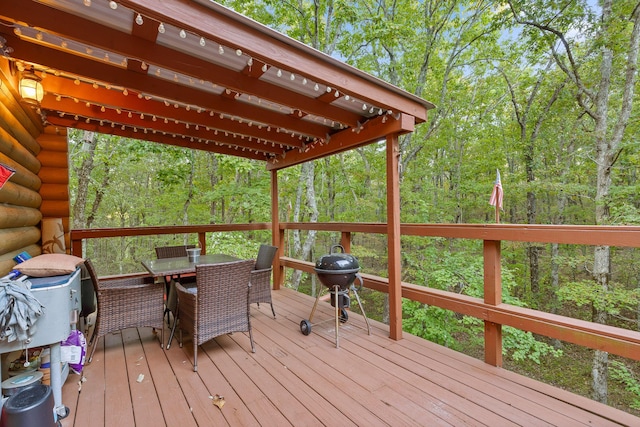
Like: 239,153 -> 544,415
402,247 -> 561,364
403,301 -> 461,349
557,280 -> 640,316
610,361 -> 640,410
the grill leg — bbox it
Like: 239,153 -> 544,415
334,286 -> 340,348
351,284 -> 371,335
308,286 -> 326,322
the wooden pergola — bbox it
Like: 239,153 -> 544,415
0,0 -> 434,339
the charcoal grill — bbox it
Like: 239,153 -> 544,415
300,245 -> 371,348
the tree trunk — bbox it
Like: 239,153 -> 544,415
182,151 -> 195,225
72,131 -> 96,228
290,162 -> 318,290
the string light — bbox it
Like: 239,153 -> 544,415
158,23 -> 165,34
109,1 -> 117,10
199,37 -> 206,47
135,14 -> 143,25
179,29 -> 187,38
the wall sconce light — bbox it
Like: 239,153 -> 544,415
19,70 -> 44,107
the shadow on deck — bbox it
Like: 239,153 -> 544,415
60,287 -> 638,426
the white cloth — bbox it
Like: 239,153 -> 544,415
0,277 -> 44,342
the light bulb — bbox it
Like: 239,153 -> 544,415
135,14 -> 143,25
109,1 -> 117,10
218,45 -> 224,54
199,37 -> 206,47
158,23 -> 165,33
83,0 -> 91,6
179,29 -> 186,39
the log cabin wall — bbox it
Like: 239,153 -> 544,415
37,129 -> 70,254
0,61 -> 69,275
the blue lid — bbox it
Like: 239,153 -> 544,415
29,271 -> 75,288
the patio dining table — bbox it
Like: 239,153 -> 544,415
141,253 -> 241,278
141,253 -> 242,348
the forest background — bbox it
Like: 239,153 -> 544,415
69,0 -> 640,416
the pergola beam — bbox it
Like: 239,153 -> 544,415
267,113 -> 415,170
122,0 -> 431,121
41,76 -> 305,149
2,1 -> 363,128
4,33 -> 330,139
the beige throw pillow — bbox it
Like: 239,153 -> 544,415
15,254 -> 85,277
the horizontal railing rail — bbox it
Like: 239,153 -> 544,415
279,222 -> 640,366
70,223 -> 270,258
71,222 -> 640,366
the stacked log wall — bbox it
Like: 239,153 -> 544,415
38,129 -> 70,252
0,63 -> 64,275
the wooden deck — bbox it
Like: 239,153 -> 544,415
60,288 -> 639,426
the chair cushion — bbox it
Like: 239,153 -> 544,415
15,253 -> 85,277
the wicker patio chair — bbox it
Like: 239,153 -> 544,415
84,259 -> 164,363
175,259 -> 255,372
249,244 -> 278,318
155,245 -> 196,260
155,245 -> 196,326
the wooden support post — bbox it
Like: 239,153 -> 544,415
387,134 -> 402,340
340,232 -> 351,253
271,169 -> 282,290
70,237 -> 83,258
197,232 -> 206,254
484,240 -> 502,366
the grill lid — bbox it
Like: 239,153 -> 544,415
314,245 -> 360,273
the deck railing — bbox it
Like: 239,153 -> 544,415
70,222 -> 640,367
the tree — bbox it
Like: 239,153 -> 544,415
507,0 -> 640,404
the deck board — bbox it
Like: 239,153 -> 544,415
59,287 -> 638,427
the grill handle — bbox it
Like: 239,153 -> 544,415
330,244 -> 345,254
350,273 -> 363,292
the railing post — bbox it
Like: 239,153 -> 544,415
484,239 -> 502,367
198,232 -> 206,254
70,237 -> 83,258
340,232 -> 351,252
272,169 -> 283,291
387,134 -> 402,340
